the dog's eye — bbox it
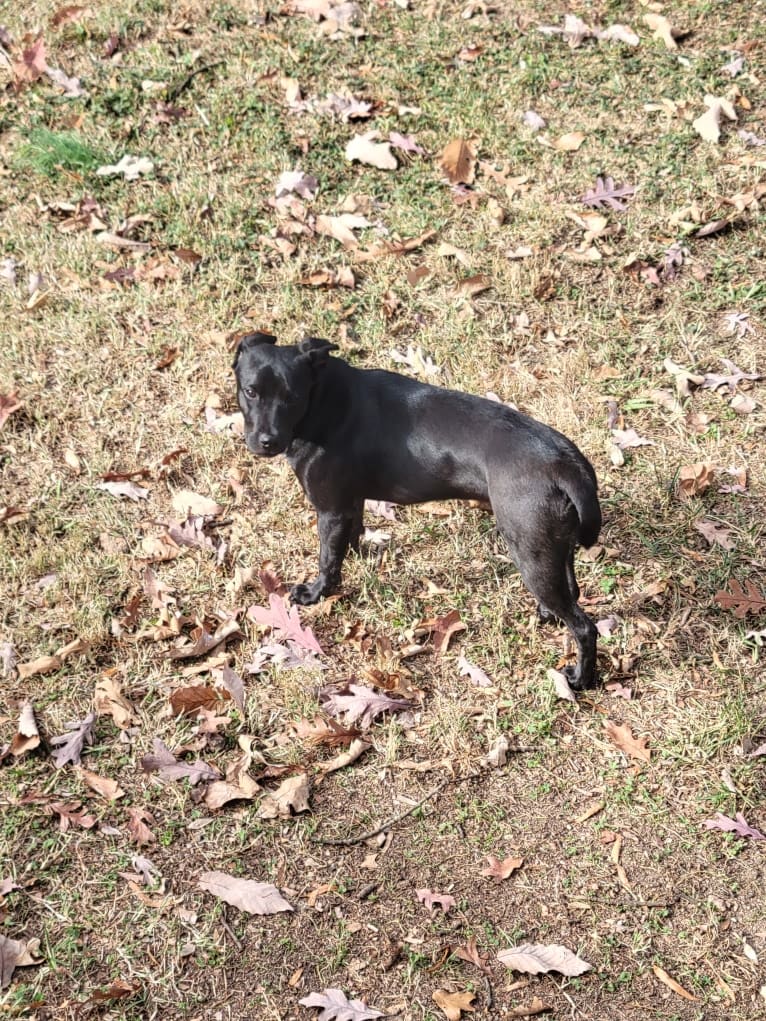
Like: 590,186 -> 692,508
243,386 -> 257,400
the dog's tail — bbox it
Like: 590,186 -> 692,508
559,461 -> 602,548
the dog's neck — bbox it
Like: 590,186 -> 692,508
291,359 -> 351,449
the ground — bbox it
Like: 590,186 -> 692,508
1,1 -> 765,1019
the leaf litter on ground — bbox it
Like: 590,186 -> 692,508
497,942 -> 592,976
198,870 -> 293,914
298,988 -> 383,1020
321,683 -> 410,728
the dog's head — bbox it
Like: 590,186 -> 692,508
232,333 -> 338,457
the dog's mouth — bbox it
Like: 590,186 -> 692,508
245,438 -> 285,458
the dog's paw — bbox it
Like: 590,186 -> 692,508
289,581 -> 322,605
563,663 -> 599,692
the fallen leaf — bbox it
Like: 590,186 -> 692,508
76,767 -> 125,801
51,6 -> 92,27
508,997 -> 552,1018
497,943 -> 592,976
677,462 -> 714,501
248,593 -> 323,654
416,888 -> 456,914
299,989 -> 382,1020
457,655 -> 492,687
389,131 -> 425,155
10,701 -> 40,757
611,428 -> 653,450
345,132 -> 397,170
79,979 -> 140,1007
693,95 -> 737,143
548,668 -> 576,702
13,37 -> 47,83
581,176 -> 635,210
454,274 -> 492,298
603,720 -> 650,763
140,738 -> 220,785
275,169 -> 319,200
45,65 -> 87,97
553,131 -> 585,152
94,674 -> 134,729
652,964 -> 699,1001
695,520 -> 735,550
430,610 -> 466,655
257,773 -> 311,818
701,358 -> 761,392
96,154 -> 155,180
0,934 -> 41,989
96,480 -> 150,502
316,212 -> 370,249
127,807 -> 156,845
292,716 -> 362,747
454,936 -> 492,974
481,854 -> 523,882
169,619 -> 240,661
171,489 -> 222,517
704,811 -> 765,840
169,685 -> 229,716
523,110 -> 546,131
0,392 -> 22,430
432,988 -> 476,1020
50,712 -> 96,767
643,12 -> 679,50
198,870 -> 293,914
316,738 -> 371,774
439,138 -> 476,184
218,665 -> 246,714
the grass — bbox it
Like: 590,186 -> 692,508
1,0 -> 766,1018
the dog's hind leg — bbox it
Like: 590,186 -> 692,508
490,488 -> 597,690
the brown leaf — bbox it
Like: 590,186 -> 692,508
0,392 -> 22,430
17,654 -> 62,680
292,716 -> 362,747
51,5 -> 91,27
603,720 -> 650,763
256,773 -> 311,818
432,988 -> 476,1020
643,12 -> 678,49
481,854 -> 523,882
198,870 -> 293,914
80,979 -> 140,1007
76,767 -> 125,801
46,801 -> 97,832
316,737 -> 371,774
416,888 -> 456,914
454,274 -> 492,297
94,674 -> 134,729
127,807 -> 156,846
694,519 -> 735,550
13,37 -> 47,84
714,579 -> 766,619
315,213 -> 370,249
498,943 -> 592,976
439,138 -> 476,184
508,998 -> 552,1018
170,489 -> 223,517
0,934 -> 41,989
652,964 -> 698,1001
9,701 -> 40,757
168,618 -> 240,661
433,610 -> 466,655
169,685 -> 229,716
677,462 -> 714,500
553,131 -> 585,151
453,936 -> 491,975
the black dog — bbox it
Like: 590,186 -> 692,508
234,333 -> 602,689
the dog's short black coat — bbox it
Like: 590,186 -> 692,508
234,332 -> 602,689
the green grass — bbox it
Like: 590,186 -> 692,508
14,128 -> 103,177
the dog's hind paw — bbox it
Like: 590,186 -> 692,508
563,663 -> 599,692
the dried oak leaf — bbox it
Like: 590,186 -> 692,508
140,738 -> 221,785
603,720 -> 650,763
694,520 -> 735,550
292,716 -> 362,747
481,854 -> 524,882
321,683 -> 410,728
581,176 -> 635,210
345,133 -> 397,170
198,870 -> 293,914
316,738 -> 371,775
704,812 -> 765,840
432,988 -> 476,1020
0,934 -> 41,989
50,712 -> 96,767
432,609 -> 467,655
416,888 -> 456,914
127,807 -> 156,846
94,674 -> 134,729
256,772 -> 311,818
170,488 -> 222,517
453,936 -> 492,975
508,997 -> 552,1017
677,462 -> 714,501
13,37 -> 47,83
693,95 -> 737,144
439,138 -> 476,185
0,392 -> 22,430
299,988 -> 382,1020
714,579 -> 766,618
248,593 -> 323,654
76,767 -> 125,801
651,964 -> 698,1002
169,684 -> 230,716
168,618 -> 240,661
497,943 -> 592,976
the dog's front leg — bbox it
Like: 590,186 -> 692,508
290,509 -> 358,605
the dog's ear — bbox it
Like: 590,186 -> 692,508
298,336 -> 338,370
232,331 -> 277,369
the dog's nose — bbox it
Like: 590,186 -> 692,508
258,433 -> 276,453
